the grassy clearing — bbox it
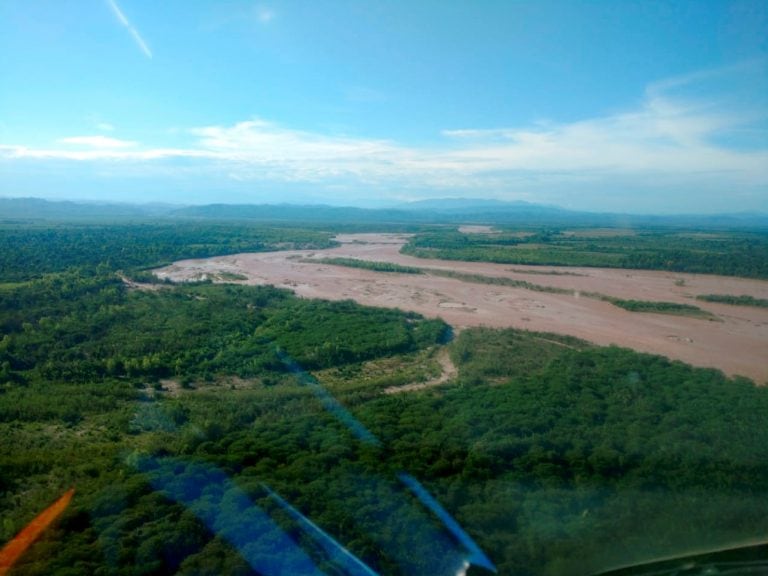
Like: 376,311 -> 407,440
214,271 -> 248,281
315,347 -> 443,400
0,281 -> 31,291
448,327 -> 592,385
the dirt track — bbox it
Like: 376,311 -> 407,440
154,233 -> 768,384
383,348 -> 458,394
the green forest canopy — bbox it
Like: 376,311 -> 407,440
402,227 -> 768,279
1,221 -> 766,575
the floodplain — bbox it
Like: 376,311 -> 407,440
157,232 -> 768,383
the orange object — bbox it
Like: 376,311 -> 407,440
0,488 -> 75,575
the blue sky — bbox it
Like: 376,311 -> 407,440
0,0 -> 766,213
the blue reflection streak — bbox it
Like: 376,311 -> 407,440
276,348 -> 380,446
263,485 -> 379,576
275,346 -> 496,573
128,345 -> 496,574
136,456 -> 324,576
399,473 -> 497,574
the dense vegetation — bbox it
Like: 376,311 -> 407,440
357,329 -> 768,574
402,228 -> 768,279
308,257 -> 424,274
2,221 -> 766,575
602,298 -> 714,318
0,272 -> 445,411
696,293 -> 768,308
0,223 -> 336,282
0,271 -> 449,574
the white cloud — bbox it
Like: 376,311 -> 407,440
60,135 -> 138,148
2,64 -> 766,211
433,66 -> 768,182
2,143 -> 210,161
96,122 -> 115,132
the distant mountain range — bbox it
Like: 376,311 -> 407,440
396,198 -> 564,213
0,197 -> 174,220
1,196 -> 767,229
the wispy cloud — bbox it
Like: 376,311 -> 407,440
60,135 -> 137,148
182,81 -> 767,187
2,64 -> 766,211
106,0 -> 153,59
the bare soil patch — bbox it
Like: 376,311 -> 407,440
119,275 -> 166,292
458,225 -> 496,234
154,233 -> 768,383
